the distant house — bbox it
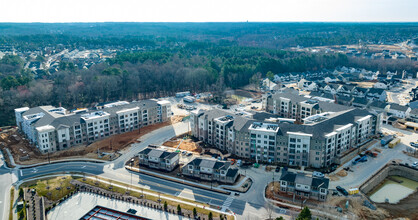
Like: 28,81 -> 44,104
388,104 -> 410,119
407,108 -> 418,123
369,100 -> 389,113
366,88 -> 387,101
324,76 -> 338,83
182,158 -> 239,184
323,84 -> 339,95
138,147 -> 179,172
279,171 -> 329,201
373,82 -> 388,90
352,97 -> 369,108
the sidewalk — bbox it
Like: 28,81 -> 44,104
82,175 -> 233,217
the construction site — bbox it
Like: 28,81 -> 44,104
0,115 -> 185,165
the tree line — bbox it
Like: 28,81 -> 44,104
0,42 -> 417,126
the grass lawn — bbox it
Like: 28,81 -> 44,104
21,176 -> 76,201
9,187 -> 14,220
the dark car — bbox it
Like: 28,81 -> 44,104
336,186 -> 348,196
275,167 -> 280,172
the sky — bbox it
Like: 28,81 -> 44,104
0,0 -> 417,22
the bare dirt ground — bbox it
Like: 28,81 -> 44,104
353,82 -> 375,88
163,138 -> 202,153
376,191 -> 418,219
328,196 -> 389,220
0,117 -> 183,165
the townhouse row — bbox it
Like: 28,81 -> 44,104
15,100 -> 172,153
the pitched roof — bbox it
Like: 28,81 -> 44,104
389,103 -> 409,111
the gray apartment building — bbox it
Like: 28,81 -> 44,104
191,94 -> 381,168
15,100 -> 172,153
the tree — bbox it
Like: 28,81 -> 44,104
177,204 -> 181,214
208,212 -> 213,220
193,207 -> 197,217
297,206 -> 312,220
266,71 -> 275,81
19,188 -> 24,198
275,217 -> 285,220
265,202 -> 274,220
164,201 -> 168,211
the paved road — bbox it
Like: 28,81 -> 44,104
1,121 -> 273,219
0,153 -> 13,220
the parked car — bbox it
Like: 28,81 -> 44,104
275,166 -> 280,172
312,171 -> 325,178
412,162 -> 417,168
410,142 -> 418,148
181,151 -> 187,155
187,153 -> 192,157
234,192 -> 240,196
336,186 -> 349,196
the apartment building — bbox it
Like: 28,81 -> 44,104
191,103 -> 380,168
182,157 -> 239,184
279,171 -> 329,201
137,147 -> 179,172
264,92 -> 350,122
15,100 -> 172,153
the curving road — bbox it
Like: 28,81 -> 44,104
0,121 -> 277,219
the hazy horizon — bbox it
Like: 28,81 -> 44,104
0,0 -> 417,23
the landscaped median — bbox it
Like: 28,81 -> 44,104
125,165 -> 232,195
16,173 -> 235,220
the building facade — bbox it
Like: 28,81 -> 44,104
137,147 -> 179,172
182,157 -> 239,184
279,171 -> 329,201
15,100 -> 172,153
191,95 -> 381,168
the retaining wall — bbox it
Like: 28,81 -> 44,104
360,164 -> 418,194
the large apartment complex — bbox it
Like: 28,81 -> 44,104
191,93 -> 381,168
15,100 -> 172,153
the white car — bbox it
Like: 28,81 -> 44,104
312,171 -> 325,178
412,162 -> 417,168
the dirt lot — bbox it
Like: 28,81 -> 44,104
163,137 -> 202,153
328,196 -> 389,220
376,191 -> 418,219
353,81 -> 375,88
0,117 -> 182,165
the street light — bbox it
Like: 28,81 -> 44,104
130,158 -> 134,193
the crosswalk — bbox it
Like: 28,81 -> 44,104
221,196 -> 234,212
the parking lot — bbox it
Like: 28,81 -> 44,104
329,124 -> 418,190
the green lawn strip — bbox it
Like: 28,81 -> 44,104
20,176 -> 76,201
9,187 -> 14,220
75,176 -> 224,218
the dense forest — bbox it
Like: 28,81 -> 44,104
0,22 -> 417,126
1,22 -> 418,49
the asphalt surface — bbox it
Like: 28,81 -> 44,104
0,154 -> 13,220
0,121 -> 269,219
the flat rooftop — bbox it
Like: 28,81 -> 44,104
81,111 -> 110,120
80,205 -> 150,220
248,122 -> 279,133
